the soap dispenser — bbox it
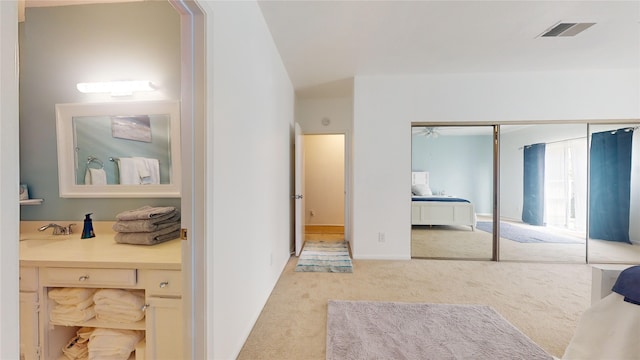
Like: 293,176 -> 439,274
81,213 -> 95,239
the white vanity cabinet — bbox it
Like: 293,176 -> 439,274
139,270 -> 183,360
34,267 -> 183,360
19,233 -> 182,360
20,267 -> 40,360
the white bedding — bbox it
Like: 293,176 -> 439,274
411,172 -> 477,230
562,292 -> 640,359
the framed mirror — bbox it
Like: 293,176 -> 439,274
56,100 -> 181,198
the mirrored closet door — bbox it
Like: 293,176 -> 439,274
411,126 -> 494,260
499,124 -> 587,262
587,123 -> 640,264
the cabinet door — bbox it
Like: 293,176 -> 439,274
145,297 -> 183,360
20,292 -> 39,360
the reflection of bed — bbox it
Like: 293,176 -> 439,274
411,172 -> 477,231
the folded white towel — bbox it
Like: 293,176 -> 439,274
94,289 -> 145,307
49,288 -> 97,305
133,157 -> 159,185
88,328 -> 144,360
94,306 -> 145,323
50,304 -> 96,325
116,158 -> 140,185
84,167 -> 107,185
116,157 -> 159,185
62,296 -> 94,311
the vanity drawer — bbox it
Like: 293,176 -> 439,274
142,270 -> 182,296
19,267 -> 38,291
42,267 -> 137,287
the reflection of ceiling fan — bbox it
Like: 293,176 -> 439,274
412,127 -> 440,138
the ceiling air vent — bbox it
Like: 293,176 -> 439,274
540,22 -> 596,37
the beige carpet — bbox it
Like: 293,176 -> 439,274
238,257 -> 592,360
411,224 -> 640,263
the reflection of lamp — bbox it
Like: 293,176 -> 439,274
76,81 -> 156,96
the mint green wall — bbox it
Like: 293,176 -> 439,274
412,133 -> 493,214
19,2 -> 181,221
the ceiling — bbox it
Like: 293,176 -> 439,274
25,1 -> 640,98
258,0 -> 640,97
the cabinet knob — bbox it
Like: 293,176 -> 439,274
159,281 -> 169,288
141,304 -> 150,312
78,275 -> 89,282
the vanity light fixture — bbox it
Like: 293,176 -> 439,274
76,80 -> 156,96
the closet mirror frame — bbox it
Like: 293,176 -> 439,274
55,100 -> 181,198
412,119 -> 640,264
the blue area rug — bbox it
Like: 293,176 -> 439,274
476,221 -> 584,244
295,241 -> 353,273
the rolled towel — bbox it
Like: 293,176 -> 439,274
62,328 -> 92,360
76,327 -> 94,342
62,335 -> 89,360
111,211 -> 180,233
49,288 -> 97,305
115,206 -> 177,221
114,223 -> 181,245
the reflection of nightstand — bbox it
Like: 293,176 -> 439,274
591,264 -> 633,305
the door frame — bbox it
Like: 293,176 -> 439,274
168,0 -> 206,358
297,130 -> 351,247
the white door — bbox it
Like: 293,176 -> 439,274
294,123 -> 305,256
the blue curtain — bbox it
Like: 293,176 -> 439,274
522,143 -> 545,225
589,128 -> 633,243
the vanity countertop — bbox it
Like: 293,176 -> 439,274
19,221 -> 181,270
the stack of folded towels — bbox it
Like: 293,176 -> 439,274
61,327 -> 93,360
88,328 -> 144,360
93,289 -> 146,323
113,206 -> 181,245
48,288 -> 97,325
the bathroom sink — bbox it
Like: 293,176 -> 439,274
20,234 -> 71,241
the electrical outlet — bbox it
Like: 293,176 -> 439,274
378,232 -> 385,242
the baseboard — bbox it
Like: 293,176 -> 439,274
305,225 -> 344,234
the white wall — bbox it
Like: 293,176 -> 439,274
304,134 -> 345,225
0,2 -> 21,358
352,69 -> 640,260
296,96 -> 353,134
201,2 -> 294,359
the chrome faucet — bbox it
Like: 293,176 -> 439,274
38,223 -> 75,235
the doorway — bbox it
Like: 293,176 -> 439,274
303,134 -> 346,243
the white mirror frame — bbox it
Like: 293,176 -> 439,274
56,100 -> 181,198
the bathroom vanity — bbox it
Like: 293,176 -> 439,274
19,222 -> 182,360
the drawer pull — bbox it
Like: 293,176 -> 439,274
141,304 -> 150,312
159,281 -> 169,288
78,275 -> 90,282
